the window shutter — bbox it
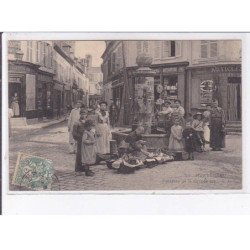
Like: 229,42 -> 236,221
210,41 -> 218,58
30,41 -> 33,62
137,41 -> 142,55
26,41 -> 30,61
154,41 -> 161,58
116,46 -> 122,69
175,41 -> 181,57
163,41 -> 170,58
40,42 -> 43,65
143,41 -> 149,53
201,40 -> 208,58
111,52 -> 116,73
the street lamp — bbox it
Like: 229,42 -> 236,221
15,49 -> 24,61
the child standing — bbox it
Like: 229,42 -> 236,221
183,121 -> 199,160
81,119 -> 96,177
168,119 -> 184,159
72,107 -> 90,172
192,112 -> 205,152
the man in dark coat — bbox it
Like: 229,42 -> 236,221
210,100 -> 226,151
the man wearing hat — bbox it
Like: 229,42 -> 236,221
192,112 -> 205,152
68,100 -> 82,153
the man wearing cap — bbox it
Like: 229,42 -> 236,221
68,101 -> 82,153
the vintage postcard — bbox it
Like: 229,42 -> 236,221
2,33 -> 243,193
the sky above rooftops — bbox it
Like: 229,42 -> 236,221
75,41 -> 105,67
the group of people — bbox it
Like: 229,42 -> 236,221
157,99 -> 226,160
67,98 -> 226,176
67,100 -> 111,177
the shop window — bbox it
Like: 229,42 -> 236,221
161,75 -> 178,101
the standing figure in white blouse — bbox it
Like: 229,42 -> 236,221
95,101 -> 111,155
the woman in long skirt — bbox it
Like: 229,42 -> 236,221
168,119 -> 184,152
95,101 -> 111,155
210,100 -> 226,151
81,120 -> 96,177
203,104 -> 212,149
11,94 -> 20,117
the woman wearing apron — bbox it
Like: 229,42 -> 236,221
95,101 -> 112,155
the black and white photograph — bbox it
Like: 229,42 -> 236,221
5,36 -> 242,191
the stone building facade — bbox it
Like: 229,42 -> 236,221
101,40 -> 241,125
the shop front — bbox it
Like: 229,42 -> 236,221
64,85 -> 72,108
9,60 -> 39,119
151,63 -> 188,113
187,64 -> 241,121
37,72 -> 54,119
53,81 -> 64,117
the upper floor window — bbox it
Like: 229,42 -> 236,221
116,46 -> 123,68
26,41 -> 33,62
201,40 -> 218,58
154,41 -> 161,58
36,41 -> 40,63
137,41 -> 149,54
155,41 -> 181,59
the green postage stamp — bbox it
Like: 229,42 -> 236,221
12,153 -> 55,191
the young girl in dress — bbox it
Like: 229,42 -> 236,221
81,119 -> 96,177
168,119 -> 184,159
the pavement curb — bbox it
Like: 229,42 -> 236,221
11,118 -> 66,140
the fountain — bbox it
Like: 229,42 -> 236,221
112,53 -> 169,151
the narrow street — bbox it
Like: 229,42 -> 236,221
9,121 -> 242,191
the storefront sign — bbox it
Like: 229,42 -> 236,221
211,65 -> 241,73
9,77 -> 22,83
163,67 -> 178,74
38,74 -> 53,82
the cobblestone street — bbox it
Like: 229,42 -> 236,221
9,121 -> 242,191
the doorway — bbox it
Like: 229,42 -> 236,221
227,77 -> 241,121
9,82 -> 23,116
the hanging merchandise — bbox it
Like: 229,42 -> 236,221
156,84 -> 163,94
